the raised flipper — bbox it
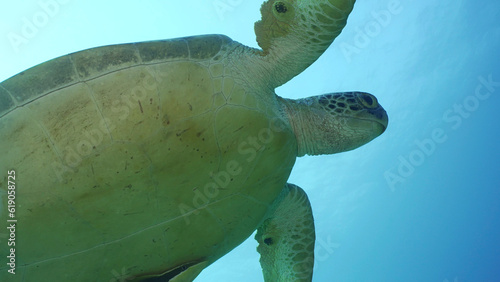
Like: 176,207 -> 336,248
255,184 -> 315,281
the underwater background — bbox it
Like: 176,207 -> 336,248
0,0 -> 499,281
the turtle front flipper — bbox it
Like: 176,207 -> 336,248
252,0 -> 356,88
255,184 -> 315,281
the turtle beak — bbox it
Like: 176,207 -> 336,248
354,92 -> 389,134
367,106 -> 388,134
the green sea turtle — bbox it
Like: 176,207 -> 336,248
0,0 -> 387,281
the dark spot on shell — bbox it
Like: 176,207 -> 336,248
337,102 -> 346,108
163,114 -> 170,126
138,100 -> 143,113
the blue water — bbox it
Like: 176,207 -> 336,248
1,1 -> 499,281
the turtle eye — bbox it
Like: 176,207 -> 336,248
358,93 -> 378,108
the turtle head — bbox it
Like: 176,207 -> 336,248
281,92 -> 388,156
254,0 -> 356,87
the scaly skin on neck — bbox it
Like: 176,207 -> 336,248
279,97 -> 319,157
